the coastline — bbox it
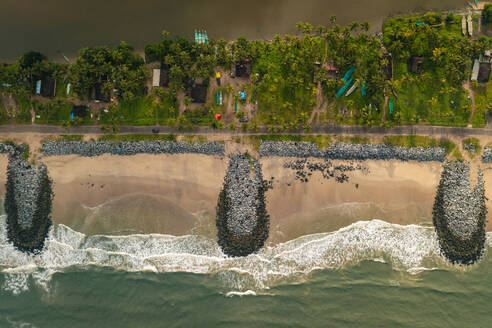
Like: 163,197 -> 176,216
1,147 -> 490,243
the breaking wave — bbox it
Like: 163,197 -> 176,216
0,216 -> 489,295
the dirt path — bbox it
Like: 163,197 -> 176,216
382,95 -> 389,122
308,82 -> 326,125
463,80 -> 476,128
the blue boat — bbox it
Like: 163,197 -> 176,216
389,97 -> 394,115
361,82 -> 366,97
341,67 -> 355,82
336,78 -> 353,98
35,80 -> 42,95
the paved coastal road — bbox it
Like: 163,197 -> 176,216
0,124 -> 490,137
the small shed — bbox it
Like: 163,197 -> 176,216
408,56 -> 424,74
41,77 -> 56,98
477,62 -> 491,83
94,83 -> 110,102
324,62 -> 339,80
152,69 -> 160,87
234,59 -> 252,78
188,84 -> 207,103
160,63 -> 169,87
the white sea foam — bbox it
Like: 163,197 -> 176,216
0,216 -> 489,294
225,290 -> 257,297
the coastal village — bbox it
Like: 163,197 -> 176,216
1,1 -> 492,326
0,4 -> 490,133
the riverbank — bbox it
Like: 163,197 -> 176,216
0,0 -> 474,62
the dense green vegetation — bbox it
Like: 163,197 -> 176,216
0,10 -> 490,129
484,4 -> 492,26
383,12 -> 490,126
70,42 -> 148,100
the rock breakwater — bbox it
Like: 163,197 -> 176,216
432,162 -> 487,264
3,143 -> 53,253
216,154 -> 269,257
259,141 -> 446,161
41,140 -> 225,157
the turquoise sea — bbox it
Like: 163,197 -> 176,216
0,217 -> 490,327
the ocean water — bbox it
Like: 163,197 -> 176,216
0,216 -> 490,327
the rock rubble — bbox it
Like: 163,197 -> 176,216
483,147 -> 492,163
432,162 -> 487,264
3,143 -> 53,253
41,140 -> 225,157
259,141 -> 446,162
283,159 -> 368,183
216,154 -> 269,257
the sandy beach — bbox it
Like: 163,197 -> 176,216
1,149 -> 490,244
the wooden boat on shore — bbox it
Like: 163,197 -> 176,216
345,81 -> 358,96
461,15 -> 467,36
467,14 -> 473,37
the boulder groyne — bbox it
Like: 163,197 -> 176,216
432,162 -> 487,264
259,141 -> 446,162
41,140 -> 225,157
483,147 -> 492,163
216,154 -> 269,257
3,143 -> 53,253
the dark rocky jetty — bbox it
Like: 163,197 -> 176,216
216,154 -> 269,257
433,162 -> 487,265
483,147 -> 492,163
42,140 -> 224,157
259,141 -> 446,162
3,143 -> 53,253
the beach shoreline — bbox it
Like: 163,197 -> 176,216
1,148 -> 490,243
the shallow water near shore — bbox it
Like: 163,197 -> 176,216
0,215 -> 491,327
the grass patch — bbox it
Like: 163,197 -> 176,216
55,78 -> 69,98
337,136 -> 371,144
472,83 -> 491,128
451,148 -> 464,162
156,91 -> 178,125
33,99 -> 82,125
13,90 -> 32,124
22,144 -> 30,161
97,134 -> 176,142
117,96 -> 156,126
180,135 -> 209,143
42,134 -> 84,142
462,138 -> 481,159
182,106 -> 217,126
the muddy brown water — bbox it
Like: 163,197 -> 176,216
0,0 -> 468,61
